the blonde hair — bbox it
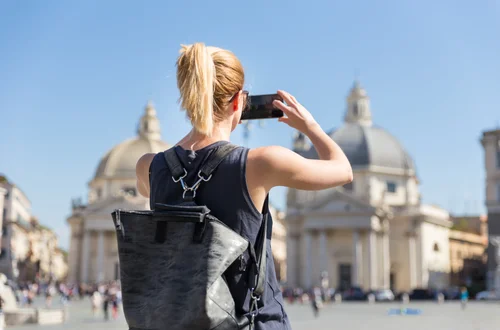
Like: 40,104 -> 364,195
176,43 -> 244,136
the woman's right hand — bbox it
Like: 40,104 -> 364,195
246,89 -> 352,195
273,90 -> 319,134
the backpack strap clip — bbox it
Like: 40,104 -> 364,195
163,144 -> 238,201
171,168 -> 187,183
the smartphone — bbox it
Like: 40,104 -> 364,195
241,94 -> 284,120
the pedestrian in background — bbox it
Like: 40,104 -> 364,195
460,287 -> 469,310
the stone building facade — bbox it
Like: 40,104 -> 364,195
0,176 -> 68,282
286,82 -> 452,293
448,215 -> 488,286
481,128 -> 500,291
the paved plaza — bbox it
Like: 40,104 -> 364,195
9,299 -> 500,330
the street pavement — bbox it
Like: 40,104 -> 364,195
9,298 -> 500,330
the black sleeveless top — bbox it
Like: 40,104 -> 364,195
149,141 -> 291,330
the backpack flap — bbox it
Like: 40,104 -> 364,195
151,205 -> 211,244
153,203 -> 210,222
154,203 -> 210,215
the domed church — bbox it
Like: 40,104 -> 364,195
67,103 -> 170,283
286,82 -> 452,293
66,103 -> 288,284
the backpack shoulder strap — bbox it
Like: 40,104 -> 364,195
163,147 -> 187,181
247,196 -> 270,324
163,143 -> 239,201
253,195 -> 269,297
199,143 -> 239,179
163,143 -> 239,180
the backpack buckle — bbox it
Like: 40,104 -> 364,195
172,168 -> 187,183
177,170 -> 214,201
238,255 -> 247,272
197,170 -> 212,182
182,188 -> 197,200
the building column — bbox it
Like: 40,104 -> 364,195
319,230 -> 328,274
352,230 -> 362,287
96,230 -> 105,283
382,231 -> 390,289
286,234 -> 298,287
490,236 -> 500,293
409,233 -> 417,289
368,230 -> 378,289
0,187 -> 6,248
81,230 -> 91,283
303,230 -> 312,289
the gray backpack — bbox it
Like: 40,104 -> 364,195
112,144 -> 267,330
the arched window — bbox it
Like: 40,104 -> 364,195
122,187 -> 137,197
352,103 -> 359,116
433,242 -> 440,252
386,182 -> 397,193
496,139 -> 500,168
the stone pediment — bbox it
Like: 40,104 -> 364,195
70,196 -> 149,231
82,196 -> 148,219
304,188 -> 378,216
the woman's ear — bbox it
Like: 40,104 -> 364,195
233,93 -> 239,111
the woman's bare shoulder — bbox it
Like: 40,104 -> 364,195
135,153 -> 156,198
136,153 -> 156,174
246,146 -> 300,190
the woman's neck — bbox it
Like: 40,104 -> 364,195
178,123 -> 232,151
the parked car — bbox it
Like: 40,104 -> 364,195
371,289 -> 395,301
475,290 -> 500,301
409,288 -> 435,300
342,287 -> 367,301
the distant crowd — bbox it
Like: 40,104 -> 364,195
5,280 -> 122,321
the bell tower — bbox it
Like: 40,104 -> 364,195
344,81 -> 373,126
138,101 -> 161,141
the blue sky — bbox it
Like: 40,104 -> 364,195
1,0 -> 499,250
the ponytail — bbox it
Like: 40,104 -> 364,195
176,43 -> 216,136
176,43 -> 245,136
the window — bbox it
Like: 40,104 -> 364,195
352,103 -> 359,116
433,242 -> 440,252
16,215 -> 30,228
122,187 -> 137,197
386,182 -> 397,193
497,147 -> 500,169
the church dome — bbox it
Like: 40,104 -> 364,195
328,123 -> 414,170
93,102 -> 170,180
299,82 -> 415,171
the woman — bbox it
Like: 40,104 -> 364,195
136,43 -> 352,329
